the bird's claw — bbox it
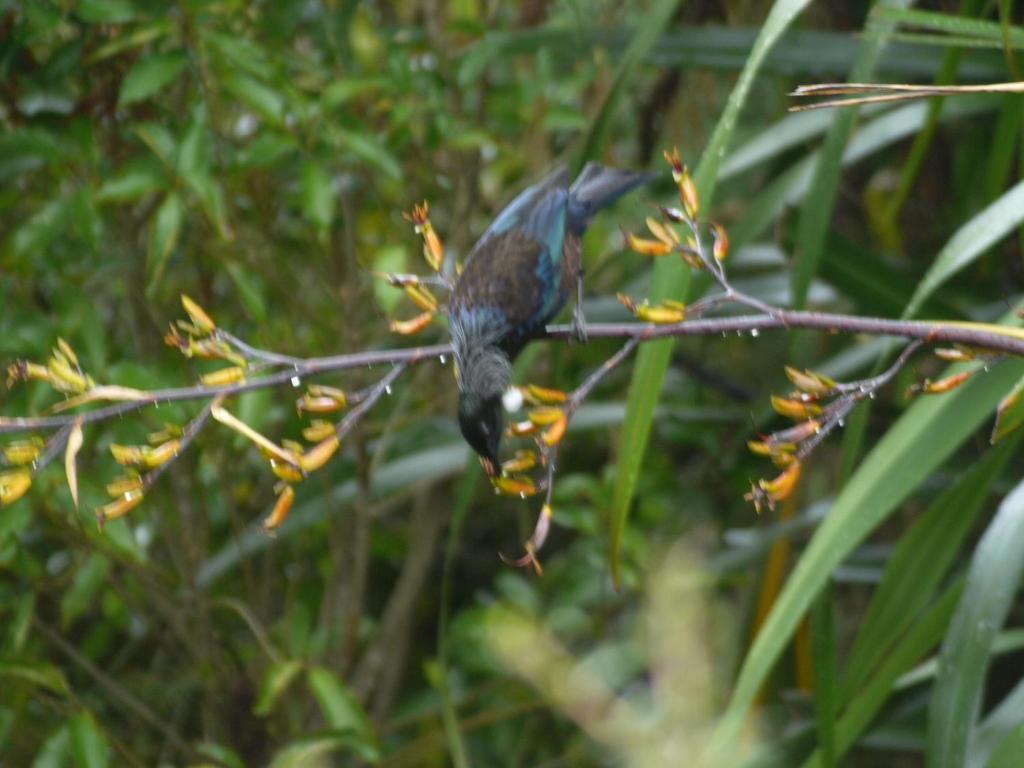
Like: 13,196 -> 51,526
571,306 -> 588,344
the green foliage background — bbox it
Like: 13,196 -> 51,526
2,1 -> 1024,766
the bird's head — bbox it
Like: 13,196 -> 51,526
451,337 -> 513,477
458,391 -> 503,477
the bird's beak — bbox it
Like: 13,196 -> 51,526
480,456 -> 498,477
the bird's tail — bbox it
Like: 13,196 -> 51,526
567,163 -> 658,233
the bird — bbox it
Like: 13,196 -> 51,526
448,162 -> 655,476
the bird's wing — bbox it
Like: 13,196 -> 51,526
467,166 -> 570,270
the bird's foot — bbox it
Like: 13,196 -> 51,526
571,305 -> 588,344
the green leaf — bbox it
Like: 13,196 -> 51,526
321,76 -> 391,109
991,374 -> 1024,443
196,743 -> 246,768
928,477 -> 1024,767
904,178 -> 1024,318
268,734 -> 378,768
223,73 -> 285,127
69,712 -> 109,768
118,52 -> 188,106
987,725 -> 1024,768
334,127 -> 401,180
75,0 -> 139,23
176,104 -> 210,181
60,554 -> 111,629
706,354 -> 1024,762
0,129 -> 64,180
802,582 -> 963,768
33,724 -> 72,768
301,161 -> 335,236
0,661 -> 70,696
306,666 -> 377,749
147,191 -> 185,293
7,194 -> 72,263
841,436 -> 1020,703
225,262 -> 267,323
610,0 -> 815,584
187,175 -> 231,239
8,593 -> 35,653
253,659 -> 304,716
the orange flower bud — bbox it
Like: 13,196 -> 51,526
389,311 -> 434,335
201,366 -> 246,386
711,222 -> 729,262
263,485 -> 294,534
106,475 -> 143,497
508,420 -> 540,437
636,304 -> 686,324
299,435 -> 340,473
47,356 -> 92,394
302,420 -> 337,442
759,461 -> 802,502
270,458 -> 304,483
501,450 -> 538,474
527,406 -> 565,426
784,367 -> 835,396
181,294 -> 216,334
934,347 -> 975,362
404,283 -> 440,312
679,170 -> 699,220
0,470 -> 32,507
625,232 -> 673,257
55,338 -> 79,367
2,437 -> 45,466
96,489 -> 144,527
645,216 -> 680,246
541,413 -> 569,446
525,384 -> 567,404
491,475 -> 539,497
907,371 -> 973,397
771,395 -> 822,420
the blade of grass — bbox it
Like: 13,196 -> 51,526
609,0 -> 816,585
810,584 -> 838,766
927,477 -> 1024,768
802,581 -> 963,768
705,352 -> 1024,762
904,178 -> 1024,318
840,434 -> 1021,704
